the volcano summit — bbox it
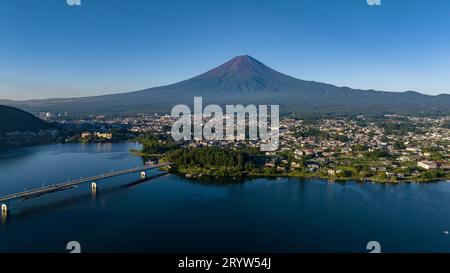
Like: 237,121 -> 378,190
3,55 -> 450,116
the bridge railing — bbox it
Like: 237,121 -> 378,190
0,163 -> 169,203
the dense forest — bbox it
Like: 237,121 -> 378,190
164,146 -> 259,177
138,134 -> 176,154
165,147 -> 249,169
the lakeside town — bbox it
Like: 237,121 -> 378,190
4,111 -> 447,183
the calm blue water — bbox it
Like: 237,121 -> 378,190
1,143 -> 450,253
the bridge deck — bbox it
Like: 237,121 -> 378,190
0,163 -> 168,203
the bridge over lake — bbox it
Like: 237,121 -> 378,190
0,163 -> 169,213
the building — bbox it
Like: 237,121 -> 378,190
406,146 -> 421,153
418,161 -> 438,170
81,132 -> 92,138
95,132 -> 113,139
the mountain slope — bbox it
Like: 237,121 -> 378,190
0,105 -> 53,133
3,55 -> 450,116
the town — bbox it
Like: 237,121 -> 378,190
19,112 -> 450,183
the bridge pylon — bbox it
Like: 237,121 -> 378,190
91,182 -> 97,190
0,163 -> 167,205
1,204 -> 7,214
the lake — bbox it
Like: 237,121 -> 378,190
1,142 -> 450,253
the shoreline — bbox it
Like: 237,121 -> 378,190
169,168 -> 449,184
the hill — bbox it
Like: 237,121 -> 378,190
0,105 -> 53,134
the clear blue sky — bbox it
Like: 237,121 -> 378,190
1,0 -> 450,100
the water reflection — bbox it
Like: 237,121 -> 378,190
91,187 -> 97,199
1,211 -> 7,226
